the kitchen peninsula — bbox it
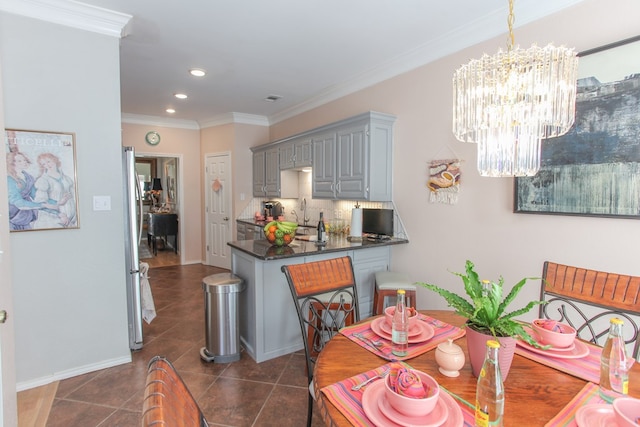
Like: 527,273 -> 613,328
228,236 -> 408,362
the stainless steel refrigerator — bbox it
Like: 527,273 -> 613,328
123,146 -> 144,350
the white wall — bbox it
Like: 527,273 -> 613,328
0,13 -> 130,388
269,0 -> 640,319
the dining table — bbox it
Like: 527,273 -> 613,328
313,310 -> 640,427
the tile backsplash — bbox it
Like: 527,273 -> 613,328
238,171 -> 407,238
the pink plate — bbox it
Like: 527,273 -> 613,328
379,318 -> 423,337
362,380 -> 464,427
371,317 -> 435,344
378,387 -> 447,427
523,325 -> 575,352
575,404 -> 618,427
516,337 -> 589,359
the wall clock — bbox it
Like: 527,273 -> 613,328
145,131 -> 161,146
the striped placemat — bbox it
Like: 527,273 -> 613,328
514,339 -> 602,384
544,382 -> 606,427
320,361 -> 475,426
340,315 -> 465,361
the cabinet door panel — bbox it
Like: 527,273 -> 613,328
312,133 -> 336,198
264,148 -> 280,196
279,142 -> 295,170
252,151 -> 266,196
294,138 -> 312,167
336,125 -> 367,199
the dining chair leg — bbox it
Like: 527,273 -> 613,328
306,392 -> 313,427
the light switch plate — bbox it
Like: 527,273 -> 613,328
93,196 -> 111,211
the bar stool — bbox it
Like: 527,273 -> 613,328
373,271 -> 416,315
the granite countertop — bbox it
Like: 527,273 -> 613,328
236,218 -> 316,229
227,235 -> 409,260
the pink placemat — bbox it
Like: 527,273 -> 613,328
515,339 -> 602,383
544,382 -> 607,427
320,361 -> 475,426
340,315 -> 466,361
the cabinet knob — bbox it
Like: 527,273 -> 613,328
0,310 -> 7,324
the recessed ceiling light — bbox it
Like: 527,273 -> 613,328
189,68 -> 206,77
166,108 -> 176,114
264,95 -> 282,102
174,93 -> 188,99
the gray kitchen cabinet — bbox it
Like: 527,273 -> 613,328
279,137 -> 312,170
311,132 -> 337,198
312,112 -> 395,201
237,221 -> 246,240
252,147 -> 281,197
252,111 -> 394,201
351,246 -> 390,319
231,244 -> 393,362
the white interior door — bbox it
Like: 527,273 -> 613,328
205,153 -> 232,269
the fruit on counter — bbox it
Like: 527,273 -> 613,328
263,220 -> 298,247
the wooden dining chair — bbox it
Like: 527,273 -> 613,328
539,261 -> 640,359
281,256 -> 360,427
141,355 -> 209,427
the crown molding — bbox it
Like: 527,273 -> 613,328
0,0 -> 132,38
121,113 -> 200,130
269,0 -> 585,125
199,112 -> 269,129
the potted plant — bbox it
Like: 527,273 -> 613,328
417,260 -> 544,379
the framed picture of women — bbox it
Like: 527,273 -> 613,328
514,35 -> 640,219
4,129 -> 79,231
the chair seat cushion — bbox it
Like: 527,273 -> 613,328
375,271 -> 414,290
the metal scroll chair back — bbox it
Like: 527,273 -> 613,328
539,261 -> 640,359
142,355 -> 209,427
281,256 -> 360,427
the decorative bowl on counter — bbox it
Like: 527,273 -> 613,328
263,220 -> 298,247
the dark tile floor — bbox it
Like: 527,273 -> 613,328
45,264 -> 325,426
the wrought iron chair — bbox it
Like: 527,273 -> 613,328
281,256 -> 360,427
539,261 -> 640,359
142,355 -> 209,427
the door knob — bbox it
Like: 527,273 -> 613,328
0,310 -> 7,324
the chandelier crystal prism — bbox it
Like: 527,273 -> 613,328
452,0 -> 579,177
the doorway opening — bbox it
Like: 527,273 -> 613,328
136,153 -> 182,267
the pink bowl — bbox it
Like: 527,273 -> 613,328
384,306 -> 419,329
532,319 -> 576,348
384,369 -> 439,417
613,397 -> 640,427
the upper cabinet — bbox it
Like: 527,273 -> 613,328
253,146 -> 298,198
312,112 -> 395,201
279,137 -> 312,170
252,111 -> 395,201
252,146 -> 280,197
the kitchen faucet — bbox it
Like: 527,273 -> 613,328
302,198 -> 310,225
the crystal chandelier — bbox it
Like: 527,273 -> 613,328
452,0 -> 579,177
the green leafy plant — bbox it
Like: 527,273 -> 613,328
417,260 -> 545,347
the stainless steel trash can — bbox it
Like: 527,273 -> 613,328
200,273 -> 245,363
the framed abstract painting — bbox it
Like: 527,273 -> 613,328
514,35 -> 640,219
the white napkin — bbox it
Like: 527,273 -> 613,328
139,262 -> 156,324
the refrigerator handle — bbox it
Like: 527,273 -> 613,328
135,166 -> 144,245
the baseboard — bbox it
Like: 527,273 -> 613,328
16,355 -> 132,392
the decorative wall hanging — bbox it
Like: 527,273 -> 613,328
514,35 -> 640,219
427,158 -> 461,204
5,129 -> 79,231
212,178 -> 222,192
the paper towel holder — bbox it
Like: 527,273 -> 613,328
348,204 -> 363,242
